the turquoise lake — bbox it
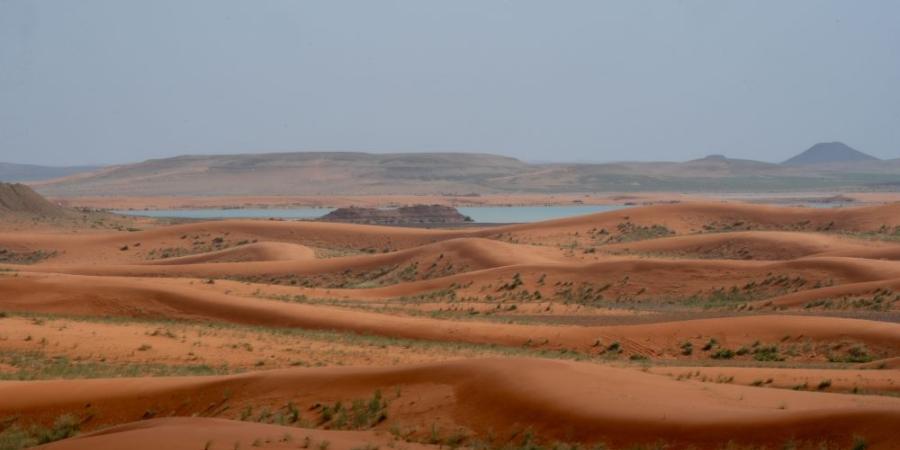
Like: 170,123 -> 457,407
114,205 -> 629,223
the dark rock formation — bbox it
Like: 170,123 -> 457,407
782,142 -> 879,166
320,204 -> 472,225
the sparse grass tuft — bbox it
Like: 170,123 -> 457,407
318,390 -> 388,430
0,350 -> 223,380
0,414 -> 80,450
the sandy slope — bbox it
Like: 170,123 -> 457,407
601,230 -> 900,260
11,253 -> 900,307
4,201 -> 900,265
38,417 -> 436,450
0,315 -> 504,371
489,201 -> 900,235
143,241 -> 316,264
4,201 -> 900,449
6,358 -> 900,449
0,219 -> 464,265
11,237 -> 570,285
2,273 -> 897,357
38,418 -> 432,450
754,278 -> 900,309
649,366 -> 900,394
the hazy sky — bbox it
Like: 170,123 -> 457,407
1,1 -> 898,166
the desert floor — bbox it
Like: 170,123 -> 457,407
1,201 -> 899,449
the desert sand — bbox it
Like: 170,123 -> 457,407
2,201 -> 899,449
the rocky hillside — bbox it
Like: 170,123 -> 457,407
31,152 -> 528,196
26,147 -> 900,196
320,205 -> 472,225
782,142 -> 880,166
0,182 -> 69,218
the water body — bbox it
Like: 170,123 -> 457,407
456,205 -> 626,223
114,205 -> 628,223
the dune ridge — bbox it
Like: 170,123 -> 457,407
1,273 -> 897,356
7,359 -> 900,449
3,201 -> 900,449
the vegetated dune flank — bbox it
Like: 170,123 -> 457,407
7,359 -> 900,449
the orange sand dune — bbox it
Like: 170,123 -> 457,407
144,241 -> 316,264
18,237 -> 566,281
489,201 -> 900,236
0,219 -> 466,265
4,201 -> 899,266
601,230 -> 897,260
39,418 -> 432,450
863,357 -> 900,369
2,273 -> 898,355
326,253 -> 900,299
13,251 -> 900,301
330,255 -> 900,301
819,245 -> 900,261
650,366 -> 900,394
5,358 -> 900,449
756,278 -> 900,309
5,201 -> 900,450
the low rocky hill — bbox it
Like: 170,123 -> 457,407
0,182 -> 69,218
320,204 -> 472,225
24,146 -> 900,196
782,142 -> 880,166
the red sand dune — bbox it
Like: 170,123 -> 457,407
1,273 -> 897,355
487,201 -> 900,236
7,358 -> 900,449
601,230 -> 900,260
11,253 -> 900,305
38,418 -> 434,450
649,365 -> 900,394
144,241 -> 316,264
755,278 -> 900,309
0,220 -> 463,265
3,201 -> 899,265
11,237 -> 568,282
3,201 -> 900,449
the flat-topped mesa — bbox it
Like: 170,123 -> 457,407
319,204 -> 472,225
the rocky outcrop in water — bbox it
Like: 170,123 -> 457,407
320,204 -> 472,225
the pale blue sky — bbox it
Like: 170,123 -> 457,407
1,0 -> 898,165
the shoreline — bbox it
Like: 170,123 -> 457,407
49,191 -> 900,211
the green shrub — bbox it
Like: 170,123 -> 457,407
752,345 -> 783,362
319,390 -> 387,430
711,349 -> 734,359
0,414 -> 80,450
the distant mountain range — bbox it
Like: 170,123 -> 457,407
8,142 -> 899,196
0,162 -> 104,182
